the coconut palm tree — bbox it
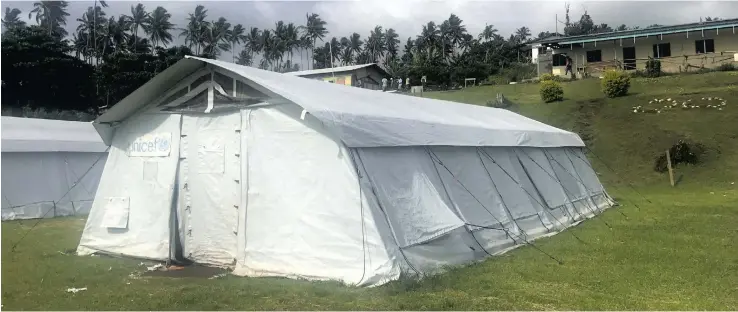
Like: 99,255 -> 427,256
147,6 -> 174,49
75,6 -> 106,64
515,26 -> 531,43
259,29 -> 276,70
28,1 -> 70,37
124,3 -> 149,52
2,8 -> 26,31
202,17 -> 231,58
385,28 -> 400,60
305,13 -> 328,70
478,24 -> 498,42
367,25 -> 385,63
236,49 -> 252,66
243,27 -> 261,62
179,5 -> 208,55
227,24 -> 245,63
348,33 -> 363,64
99,15 -> 128,57
284,22 -> 298,64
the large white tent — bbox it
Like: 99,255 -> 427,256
77,56 -> 615,286
2,116 -> 108,221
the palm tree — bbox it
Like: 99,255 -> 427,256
236,50 -> 252,66
243,27 -> 261,62
99,15 -> 128,57
328,37 -> 340,67
418,21 -> 440,59
478,24 -> 497,42
367,25 -> 385,63
179,5 -> 208,55
385,28 -> 400,60
515,26 -> 531,43
75,6 -> 106,64
2,8 -> 27,31
28,1 -> 70,37
284,22 -> 298,64
202,17 -> 231,58
147,6 -> 174,49
227,24 -> 245,63
259,29 -> 276,70
305,13 -> 328,70
125,3 -> 149,52
348,33 -> 363,64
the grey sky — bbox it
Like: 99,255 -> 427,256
4,1 -> 736,66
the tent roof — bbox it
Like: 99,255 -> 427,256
2,116 -> 108,152
95,56 -> 584,148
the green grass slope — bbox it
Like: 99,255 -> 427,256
427,72 -> 738,189
2,73 -> 737,310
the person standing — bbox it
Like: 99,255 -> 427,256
564,54 -> 573,77
381,77 -> 388,92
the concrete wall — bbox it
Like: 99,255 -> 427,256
550,28 -> 738,76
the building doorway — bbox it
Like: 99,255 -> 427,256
623,47 -> 636,70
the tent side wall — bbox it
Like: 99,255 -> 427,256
1,151 -> 107,221
353,145 -> 613,275
77,113 -> 182,260
232,103 -> 400,286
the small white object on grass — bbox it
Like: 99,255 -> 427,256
66,287 -> 87,294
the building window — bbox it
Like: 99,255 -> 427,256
552,54 -> 567,66
695,39 -> 715,54
586,50 -> 602,62
652,43 -> 671,58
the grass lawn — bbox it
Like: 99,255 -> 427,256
3,72 -> 738,310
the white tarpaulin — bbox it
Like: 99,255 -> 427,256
1,117 -> 108,221
78,58 -> 615,287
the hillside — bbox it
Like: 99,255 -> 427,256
426,72 -> 738,190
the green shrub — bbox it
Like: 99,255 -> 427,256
716,63 -> 736,72
645,58 -> 662,77
601,70 -> 631,98
540,73 -> 562,82
539,80 -> 564,103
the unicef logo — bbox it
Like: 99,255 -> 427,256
156,137 -> 170,152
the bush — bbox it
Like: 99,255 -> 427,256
645,58 -> 662,77
601,70 -> 631,98
540,73 -> 562,82
716,63 -> 737,72
540,80 -> 564,103
653,140 -> 705,172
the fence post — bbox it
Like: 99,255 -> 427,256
666,150 -> 675,187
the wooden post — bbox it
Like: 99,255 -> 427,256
666,150 -> 675,187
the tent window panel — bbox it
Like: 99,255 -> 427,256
190,74 -> 211,90
213,71 -> 234,95
161,90 -> 209,112
586,50 -> 602,62
236,80 -> 267,98
159,88 -> 188,107
652,43 -> 671,58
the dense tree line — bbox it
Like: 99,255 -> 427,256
2,1 -> 717,116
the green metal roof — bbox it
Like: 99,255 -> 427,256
539,19 -> 738,46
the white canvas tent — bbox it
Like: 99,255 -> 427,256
78,56 -> 615,286
2,116 -> 108,221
